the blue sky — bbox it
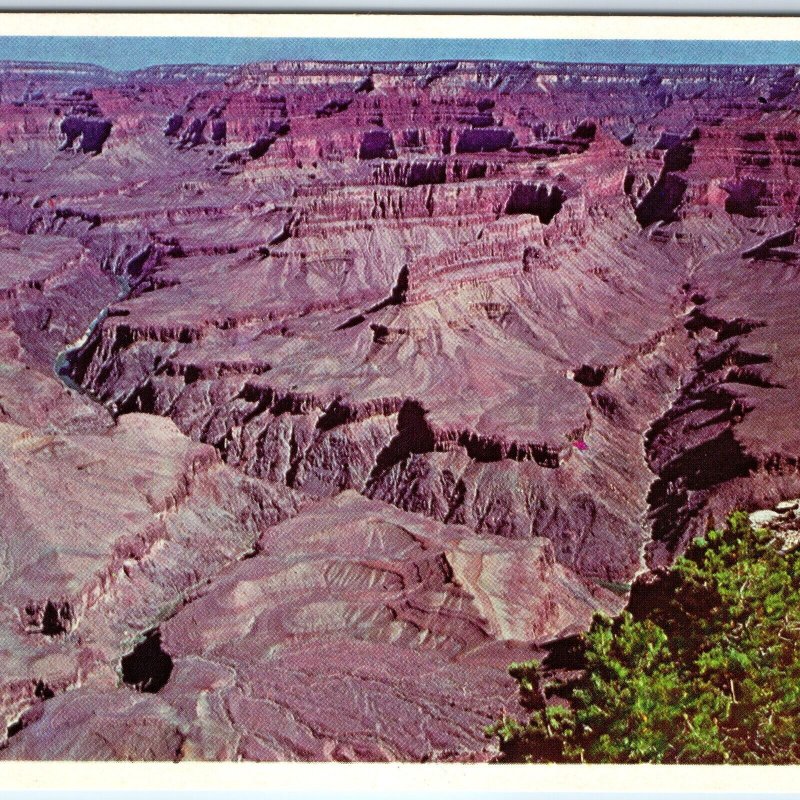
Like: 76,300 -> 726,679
1,36 -> 799,69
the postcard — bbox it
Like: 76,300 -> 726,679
0,11 -> 799,797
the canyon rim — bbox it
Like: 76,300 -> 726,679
1,15 -> 800,767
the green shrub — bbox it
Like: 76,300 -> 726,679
488,512 -> 800,763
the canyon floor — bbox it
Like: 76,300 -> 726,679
0,57 -> 799,761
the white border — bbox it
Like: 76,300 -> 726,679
0,12 -> 798,41
2,761 -> 800,793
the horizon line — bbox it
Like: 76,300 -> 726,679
2,56 -> 799,72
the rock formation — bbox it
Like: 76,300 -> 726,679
0,58 -> 798,760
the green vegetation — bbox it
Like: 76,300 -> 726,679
487,512 -> 800,763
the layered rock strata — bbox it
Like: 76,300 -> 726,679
0,59 -> 799,760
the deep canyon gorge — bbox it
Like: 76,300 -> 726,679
0,57 -> 799,760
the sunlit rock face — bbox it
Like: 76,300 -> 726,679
0,58 -> 799,760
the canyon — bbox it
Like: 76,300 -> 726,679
0,57 -> 798,760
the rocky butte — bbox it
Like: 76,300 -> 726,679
0,58 -> 798,761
